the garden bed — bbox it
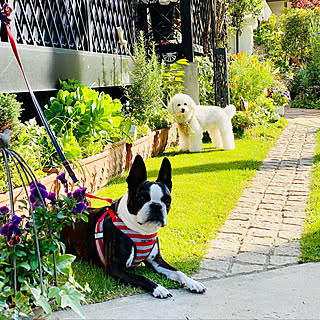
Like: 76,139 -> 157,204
0,128 -> 173,209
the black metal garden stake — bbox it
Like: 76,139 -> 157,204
0,129 -> 58,295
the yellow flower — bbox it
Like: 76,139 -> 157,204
232,76 -> 237,82
280,99 -> 282,103
233,83 -> 237,89
232,54 -> 238,60
271,62 -> 275,66
260,65 -> 264,70
275,76 -> 280,80
228,83 -> 231,88
251,59 -> 256,64
244,85 -> 247,89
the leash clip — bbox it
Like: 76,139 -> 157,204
0,3 -> 12,24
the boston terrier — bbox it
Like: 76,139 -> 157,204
62,155 -> 206,298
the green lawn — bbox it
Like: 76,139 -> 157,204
73,120 -> 287,303
300,130 -> 320,263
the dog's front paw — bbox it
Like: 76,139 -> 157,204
152,285 -> 173,299
185,278 -> 206,294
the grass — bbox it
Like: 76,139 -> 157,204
73,119 -> 287,303
300,130 -> 320,263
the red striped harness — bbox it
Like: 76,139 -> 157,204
95,208 -> 158,268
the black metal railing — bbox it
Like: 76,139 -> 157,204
0,0 -> 135,55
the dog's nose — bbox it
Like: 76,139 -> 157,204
181,108 -> 185,113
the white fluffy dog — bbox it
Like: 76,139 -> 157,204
168,93 -> 236,152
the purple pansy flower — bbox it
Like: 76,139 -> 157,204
0,206 -> 9,221
73,202 -> 87,214
30,182 -> 49,206
47,192 -> 57,205
0,206 -> 9,215
56,172 -> 68,193
0,215 -> 23,246
73,187 -> 87,202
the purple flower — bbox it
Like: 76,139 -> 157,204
56,172 -> 68,193
30,182 -> 49,205
73,187 -> 87,202
0,206 -> 9,215
0,215 -> 23,246
73,202 -> 87,214
47,192 -> 57,205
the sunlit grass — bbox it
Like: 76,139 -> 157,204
73,119 -> 287,302
300,130 -> 320,262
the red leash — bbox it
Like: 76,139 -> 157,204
86,193 -> 113,204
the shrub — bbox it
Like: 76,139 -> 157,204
196,54 -> 215,105
0,92 -> 23,133
289,65 -> 320,108
229,51 -> 276,107
125,32 -> 171,133
253,14 -> 285,70
279,7 -> 320,64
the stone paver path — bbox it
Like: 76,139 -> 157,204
194,108 -> 320,281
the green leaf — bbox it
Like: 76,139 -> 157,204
56,254 -> 76,275
48,286 -> 62,306
36,294 -> 52,315
18,262 -> 30,271
60,286 -> 85,319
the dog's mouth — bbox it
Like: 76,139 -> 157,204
137,219 -> 167,228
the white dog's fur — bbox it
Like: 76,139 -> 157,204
168,93 -> 236,152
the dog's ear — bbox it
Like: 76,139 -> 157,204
156,157 -> 172,191
126,155 -> 147,187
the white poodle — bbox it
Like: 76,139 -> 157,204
168,93 -> 236,152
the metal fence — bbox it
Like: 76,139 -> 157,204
1,0 -> 135,55
1,0 -> 215,60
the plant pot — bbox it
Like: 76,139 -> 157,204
126,132 -> 156,171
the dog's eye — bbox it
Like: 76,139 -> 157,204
184,102 -> 187,105
162,196 -> 171,207
177,103 -> 181,106
137,193 -> 150,203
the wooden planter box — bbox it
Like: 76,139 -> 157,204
152,127 -> 170,156
47,139 -> 127,194
125,132 -> 156,171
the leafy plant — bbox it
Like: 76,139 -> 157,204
162,59 -> 188,104
229,51 -> 276,107
279,7 -> 320,64
125,32 -> 170,132
289,64 -> 320,108
196,54 -> 215,106
44,86 -> 129,164
0,92 -> 23,133
0,176 -> 91,318
0,119 -> 47,193
253,14 -> 286,70
59,79 -> 82,92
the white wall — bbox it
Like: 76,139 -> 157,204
267,1 -> 285,17
228,0 -> 272,55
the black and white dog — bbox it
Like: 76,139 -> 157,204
63,155 -> 206,298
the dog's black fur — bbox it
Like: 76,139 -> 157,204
63,155 -> 206,298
